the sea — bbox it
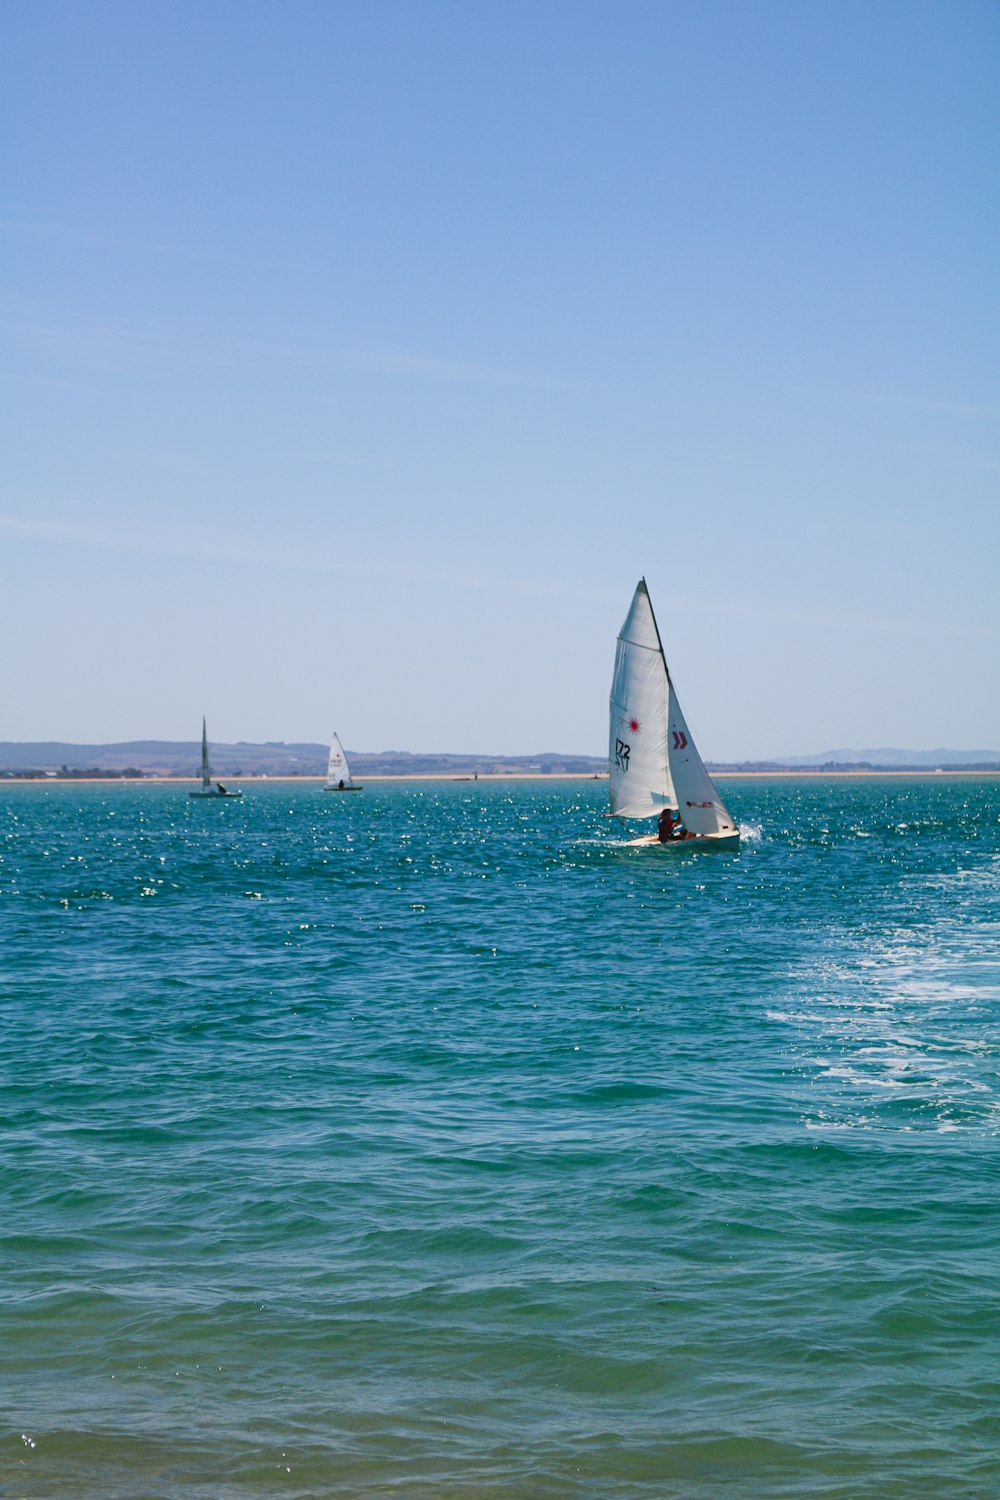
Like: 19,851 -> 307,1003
1,776 -> 998,1499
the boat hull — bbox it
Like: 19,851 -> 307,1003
189,789 -> 243,798
625,831 -> 740,851
324,785 -> 363,792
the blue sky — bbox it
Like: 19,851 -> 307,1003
3,0 -> 998,757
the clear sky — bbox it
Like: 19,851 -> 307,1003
3,0 -> 998,758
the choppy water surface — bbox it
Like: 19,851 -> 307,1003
1,777 -> 998,1498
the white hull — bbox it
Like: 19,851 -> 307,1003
324,785 -> 363,792
625,831 -> 739,850
189,788 -> 243,798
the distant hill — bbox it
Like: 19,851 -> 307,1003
0,741 -> 997,778
774,748 -> 1000,769
0,740 -> 330,776
0,741 -> 606,778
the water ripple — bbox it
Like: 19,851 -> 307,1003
1,777 -> 998,1497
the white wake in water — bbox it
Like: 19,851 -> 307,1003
776,861 -> 1000,1134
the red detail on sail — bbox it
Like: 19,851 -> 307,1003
672,731 -> 688,750
628,717 -> 641,734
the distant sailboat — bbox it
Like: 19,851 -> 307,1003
189,718 -> 243,798
324,732 -> 362,792
609,580 -> 738,847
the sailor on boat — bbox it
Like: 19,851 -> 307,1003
657,808 -> 685,842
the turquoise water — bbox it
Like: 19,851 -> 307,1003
2,777 -> 998,1499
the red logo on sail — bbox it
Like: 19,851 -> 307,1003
672,731 -> 688,750
628,717 -> 641,734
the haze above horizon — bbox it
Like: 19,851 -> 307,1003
3,1 -> 997,759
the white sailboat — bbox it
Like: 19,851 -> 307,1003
324,732 -> 362,792
609,579 -> 738,848
189,717 -> 242,798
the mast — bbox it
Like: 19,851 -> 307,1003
201,717 -> 210,789
640,576 -> 670,673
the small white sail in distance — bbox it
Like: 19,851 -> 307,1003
325,732 -> 356,790
609,579 -> 737,840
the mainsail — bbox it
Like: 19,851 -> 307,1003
609,580 -> 675,818
325,733 -> 353,789
609,579 -> 737,838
